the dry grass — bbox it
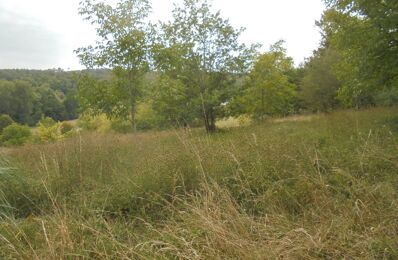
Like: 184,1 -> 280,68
0,107 -> 398,259
272,114 -> 320,123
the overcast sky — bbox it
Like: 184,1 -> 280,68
0,0 -> 325,70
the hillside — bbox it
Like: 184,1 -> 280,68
0,69 -> 112,126
0,107 -> 397,258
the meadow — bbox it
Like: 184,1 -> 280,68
0,107 -> 397,259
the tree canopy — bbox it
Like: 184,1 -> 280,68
320,0 -> 398,107
76,0 -> 153,130
240,41 -> 297,118
153,0 -> 257,132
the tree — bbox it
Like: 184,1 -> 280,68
75,0 -> 153,131
242,41 -> 297,119
63,90 -> 79,120
320,1 -> 398,107
0,80 -> 14,119
300,46 -> 341,112
151,74 -> 198,127
153,0 -> 257,132
0,80 -> 33,124
0,69 -> 81,125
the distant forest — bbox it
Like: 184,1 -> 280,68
0,69 -> 110,126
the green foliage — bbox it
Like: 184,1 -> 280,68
77,107 -> 161,133
78,114 -> 111,132
151,74 -> 198,127
76,0 -> 153,130
110,119 -> 133,133
374,87 -> 398,107
60,122 -> 74,135
242,41 -> 297,118
0,114 -> 14,133
0,80 -> 33,124
0,123 -> 31,146
38,117 -> 56,127
135,102 -> 163,131
36,118 -> 63,143
300,46 -> 341,111
319,1 -> 398,107
77,74 -> 129,120
32,85 -> 66,123
0,69 -> 80,125
153,0 -> 258,132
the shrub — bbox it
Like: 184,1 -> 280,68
375,87 -> 398,107
78,114 -> 111,133
34,119 -> 77,143
38,117 -> 56,127
36,122 -> 62,143
0,114 -> 14,133
110,119 -> 133,133
0,123 -> 31,146
60,122 -> 74,135
136,102 -> 164,130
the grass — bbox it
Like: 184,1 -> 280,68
0,107 -> 397,259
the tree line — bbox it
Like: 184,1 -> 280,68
0,69 -> 79,125
76,0 -> 397,133
1,0 -> 396,132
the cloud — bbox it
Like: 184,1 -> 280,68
0,7 -> 62,69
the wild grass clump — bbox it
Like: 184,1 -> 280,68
0,107 -> 397,258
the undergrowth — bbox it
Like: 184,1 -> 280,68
0,107 -> 397,259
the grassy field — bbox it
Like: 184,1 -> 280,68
0,107 -> 398,259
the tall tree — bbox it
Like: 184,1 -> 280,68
320,1 -> 398,107
75,0 -> 153,130
300,46 -> 341,112
153,0 -> 257,132
241,41 -> 297,119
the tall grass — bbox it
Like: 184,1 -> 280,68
0,107 -> 397,259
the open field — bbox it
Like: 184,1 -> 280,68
1,107 -> 398,259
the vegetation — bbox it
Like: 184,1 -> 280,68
319,0 -> 398,107
0,108 -> 397,258
76,0 -> 153,131
0,70 -> 78,126
0,114 -> 14,133
1,0 -> 396,133
0,0 -> 397,258
241,41 -> 297,118
152,0 -> 257,132
300,46 -> 341,112
0,123 -> 31,146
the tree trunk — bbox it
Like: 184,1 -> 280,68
209,109 -> 216,132
128,70 -> 137,133
203,108 -> 216,133
204,110 -> 210,133
130,103 -> 136,133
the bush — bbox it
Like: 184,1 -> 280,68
136,102 -> 164,130
0,114 -> 14,133
60,122 -> 74,135
34,119 -> 76,143
38,117 -> 57,127
36,121 -> 62,143
110,119 -> 133,133
78,114 -> 111,133
0,123 -> 31,146
375,87 -> 398,107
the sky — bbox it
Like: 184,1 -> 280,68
0,0 -> 325,70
